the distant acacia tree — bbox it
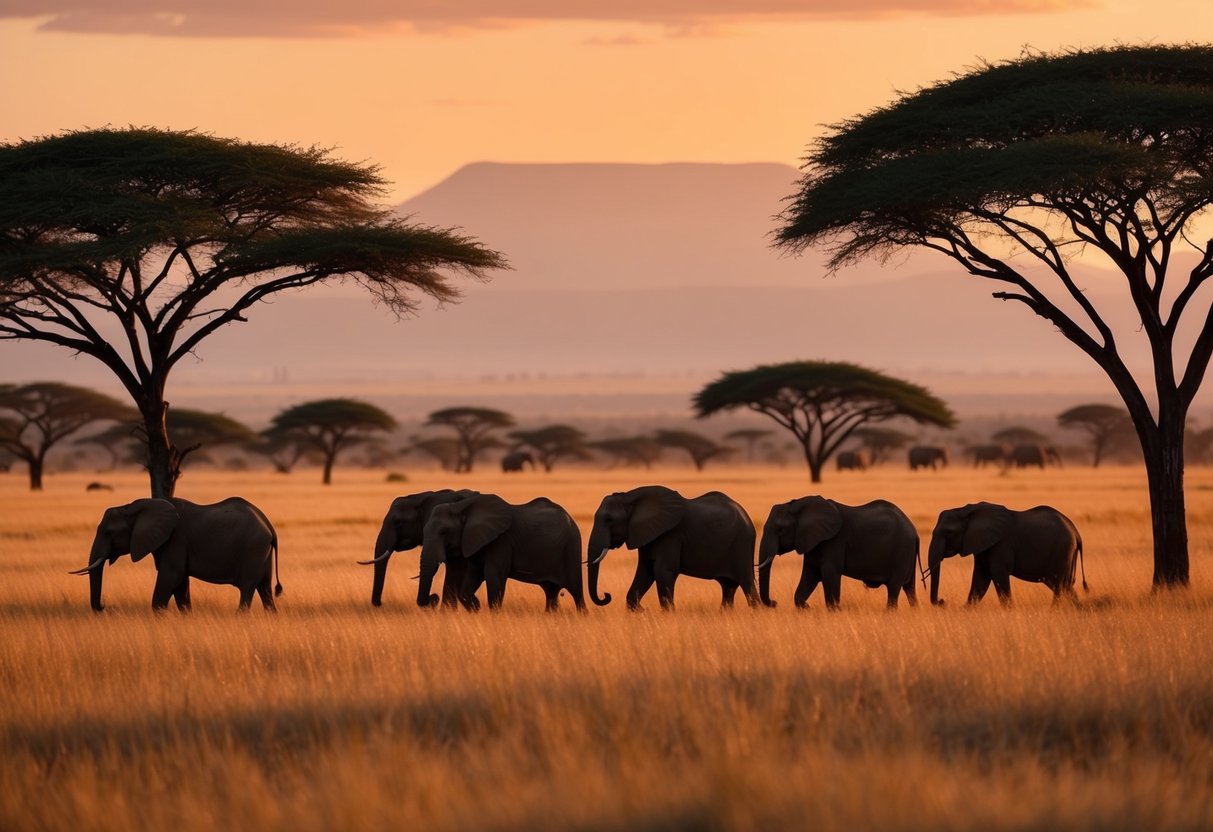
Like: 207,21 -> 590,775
852,427 -> 915,465
271,399 -> 397,484
0,382 -> 134,490
1058,404 -> 1135,468
425,407 -> 514,473
775,46 -> 1213,584
508,424 -> 591,472
404,436 -> 462,471
695,361 -> 955,483
991,426 -> 1050,446
591,436 -> 663,469
654,429 -> 733,471
0,128 -> 505,498
251,425 -> 319,474
724,428 -> 774,463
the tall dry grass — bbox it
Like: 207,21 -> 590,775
2,463 -> 1212,830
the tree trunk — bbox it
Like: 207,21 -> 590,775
28,454 -> 43,491
141,398 -> 176,499
804,446 -> 822,484
1144,411 -> 1189,587
322,449 -> 336,485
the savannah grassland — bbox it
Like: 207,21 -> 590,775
3,463 -> 1213,831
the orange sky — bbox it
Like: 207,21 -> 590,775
0,1 -> 1209,200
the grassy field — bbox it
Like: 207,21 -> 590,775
2,463 -> 1212,830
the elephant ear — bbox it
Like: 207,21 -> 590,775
961,503 -> 1012,555
625,486 -> 685,549
794,497 -> 843,554
460,495 -> 514,557
129,499 -> 179,562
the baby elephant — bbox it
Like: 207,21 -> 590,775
927,502 -> 1086,606
417,494 -> 584,612
70,497 -> 280,613
758,496 -> 919,609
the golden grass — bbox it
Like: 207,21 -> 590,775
3,463 -> 1213,831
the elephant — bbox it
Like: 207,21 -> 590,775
586,485 -> 758,611
359,489 -> 479,607
757,496 -> 919,609
971,444 -> 1009,468
501,450 -> 534,473
69,497 -> 280,612
417,494 -> 584,612
1010,443 -> 1063,469
836,450 -> 871,471
926,502 -> 1086,606
908,445 -> 948,470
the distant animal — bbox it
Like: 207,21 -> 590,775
926,502 -> 1085,606
85,482 -> 114,492
836,450 -> 871,471
758,496 -> 919,609
69,497 -> 280,613
586,485 -> 758,611
501,450 -> 535,473
360,489 -> 480,608
971,444 -> 1009,468
1010,443 -> 1063,469
417,494 -> 584,612
908,446 -> 948,471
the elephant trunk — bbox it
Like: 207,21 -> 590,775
586,523 -> 612,606
416,527 -> 443,608
85,536 -> 107,612
370,525 -> 394,607
928,534 -> 945,606
757,529 -> 778,607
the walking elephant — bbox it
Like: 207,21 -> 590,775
417,494 -> 584,612
1010,443 -> 1063,469
359,489 -> 479,607
69,497 -> 280,612
909,446 -> 948,470
836,450 -> 870,471
586,485 -> 757,611
501,451 -> 534,473
757,496 -> 919,609
971,444 -> 1009,468
927,502 -> 1086,606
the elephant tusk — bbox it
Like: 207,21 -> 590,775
589,546 -> 610,565
756,556 -> 774,571
68,557 -> 105,575
410,574 -> 420,581
357,549 -> 393,566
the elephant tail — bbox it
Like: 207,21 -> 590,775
273,532 -> 283,597
916,538 -> 928,589
1076,533 -> 1088,593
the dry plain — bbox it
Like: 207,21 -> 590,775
2,462 -> 1213,831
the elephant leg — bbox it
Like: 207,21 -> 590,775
256,576 -> 278,612
967,562 -> 992,604
238,584 -> 256,611
793,563 -> 821,608
902,576 -> 919,607
820,563 -> 843,610
885,582 -> 901,609
441,561 -> 466,609
626,557 -> 655,612
460,560 -> 485,611
151,568 -> 182,612
718,580 -> 738,608
542,583 -> 561,612
173,577 -> 191,613
992,572 -> 1013,606
653,557 -> 679,611
484,563 -> 508,610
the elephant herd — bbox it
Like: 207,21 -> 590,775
71,487 -> 1088,614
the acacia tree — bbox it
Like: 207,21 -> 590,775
590,436 -> 663,469
654,429 -> 733,471
404,436 -> 462,471
0,382 -> 134,489
0,128 -> 505,498
1058,404 -> 1135,467
724,428 -> 774,463
851,426 -> 915,465
694,361 -> 955,483
775,45 -> 1213,586
270,399 -> 396,485
508,424 -> 591,472
425,407 -> 514,473
252,424 -> 318,474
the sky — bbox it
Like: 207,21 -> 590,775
2,0 -> 1209,200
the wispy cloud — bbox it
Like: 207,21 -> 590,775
2,1 -> 1098,38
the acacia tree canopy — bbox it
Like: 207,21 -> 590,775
0,128 -> 506,497
271,398 -> 397,485
694,361 -> 955,483
1058,403 -> 1135,467
425,407 -> 515,473
508,424 -> 591,472
775,45 -> 1213,584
